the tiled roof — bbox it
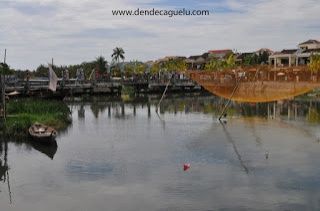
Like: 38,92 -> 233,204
280,49 -> 298,54
208,49 -> 233,54
299,39 -> 320,45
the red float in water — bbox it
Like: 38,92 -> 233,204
183,163 -> 191,171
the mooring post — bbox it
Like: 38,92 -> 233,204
1,49 -> 7,121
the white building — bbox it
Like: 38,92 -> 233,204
269,39 -> 320,68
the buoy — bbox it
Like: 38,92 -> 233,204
183,163 -> 191,171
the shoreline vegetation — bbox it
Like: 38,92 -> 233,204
0,99 -> 71,137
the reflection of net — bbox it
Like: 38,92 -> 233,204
188,68 -> 320,103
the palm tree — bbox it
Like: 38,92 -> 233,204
111,47 -> 125,77
95,56 -> 107,73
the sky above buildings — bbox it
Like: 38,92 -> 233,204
0,0 -> 319,69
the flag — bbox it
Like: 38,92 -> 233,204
48,65 -> 58,92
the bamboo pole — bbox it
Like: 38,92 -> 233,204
1,49 -> 7,121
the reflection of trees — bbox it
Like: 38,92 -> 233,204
307,106 -> 320,123
90,99 -> 109,119
0,141 -> 9,182
72,94 -> 320,121
0,140 -> 12,204
78,105 -> 85,119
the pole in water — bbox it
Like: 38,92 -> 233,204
156,75 -> 172,113
218,75 -> 243,121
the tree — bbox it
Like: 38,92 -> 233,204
205,54 -> 236,71
35,64 -> 49,77
95,56 -> 107,73
151,62 -> 161,74
111,47 -> 125,77
135,63 -> 147,75
309,54 -> 320,72
225,54 -> 236,68
243,54 -> 258,66
259,51 -> 270,64
0,63 -> 12,75
205,57 -> 221,71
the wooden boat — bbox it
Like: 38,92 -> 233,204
28,123 -> 57,142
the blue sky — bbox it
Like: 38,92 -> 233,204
0,0 -> 319,69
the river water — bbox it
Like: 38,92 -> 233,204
1,94 -> 320,211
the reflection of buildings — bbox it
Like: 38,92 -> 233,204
74,95 -> 320,123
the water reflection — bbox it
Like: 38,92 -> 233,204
0,140 -> 12,204
29,140 -> 58,160
67,94 -> 320,124
2,94 -> 320,210
220,121 -> 249,174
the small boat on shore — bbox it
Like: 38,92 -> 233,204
28,123 -> 57,142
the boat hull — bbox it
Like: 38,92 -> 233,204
28,123 -> 57,143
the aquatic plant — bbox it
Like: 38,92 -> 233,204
1,99 -> 71,136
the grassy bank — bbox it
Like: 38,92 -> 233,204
1,99 -> 71,136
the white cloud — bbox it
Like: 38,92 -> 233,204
0,0 -> 319,69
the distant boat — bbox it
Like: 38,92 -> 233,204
28,123 -> 57,142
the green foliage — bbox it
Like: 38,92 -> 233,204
205,54 -> 236,71
151,58 -> 186,74
6,99 -> 70,115
164,58 -> 186,73
34,60 -> 99,79
151,62 -> 161,74
111,47 -> 125,77
308,54 -> 320,72
95,56 -> 107,73
135,63 -> 148,74
0,63 -> 13,75
123,61 -> 147,76
111,47 -> 125,63
35,64 -> 49,77
243,54 -> 259,66
307,107 -> 320,123
121,85 -> 135,97
2,99 -> 71,135
243,51 -> 270,66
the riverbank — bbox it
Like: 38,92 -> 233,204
0,99 -> 71,136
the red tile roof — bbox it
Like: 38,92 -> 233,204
208,49 -> 233,54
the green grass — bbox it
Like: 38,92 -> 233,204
1,99 -> 71,136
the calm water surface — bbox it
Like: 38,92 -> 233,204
1,94 -> 320,211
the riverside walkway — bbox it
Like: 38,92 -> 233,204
4,78 -> 201,96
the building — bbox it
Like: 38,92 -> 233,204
185,53 -> 210,70
269,39 -> 320,67
208,49 -> 233,59
298,40 -> 320,50
269,49 -> 298,67
186,50 -> 234,70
